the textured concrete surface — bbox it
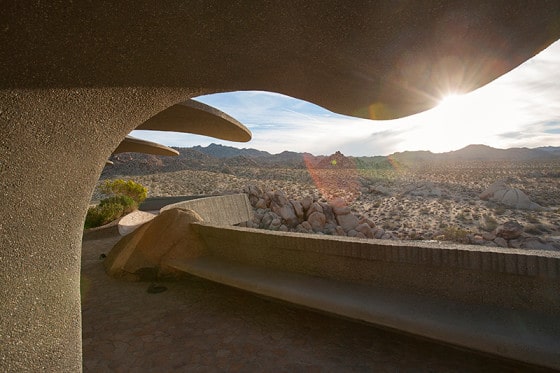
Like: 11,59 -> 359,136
137,99 -> 251,142
117,210 -> 158,236
82,236 -> 549,372
2,2 -> 560,371
114,136 -> 179,156
167,255 -> 560,369
104,209 -> 206,279
194,224 -> 560,314
161,194 -> 254,226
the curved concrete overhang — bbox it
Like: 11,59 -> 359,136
113,135 -> 179,156
137,99 -> 251,142
2,2 -> 560,371
2,2 -> 560,119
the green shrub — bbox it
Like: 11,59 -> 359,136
85,179 -> 147,229
99,195 -> 137,214
100,179 -> 147,204
84,203 -> 124,229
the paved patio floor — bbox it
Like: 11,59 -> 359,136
81,236 -> 549,372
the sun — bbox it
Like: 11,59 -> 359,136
437,93 -> 464,111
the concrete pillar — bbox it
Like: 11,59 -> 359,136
0,87 -> 197,371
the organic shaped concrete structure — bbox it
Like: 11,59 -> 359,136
137,99 -> 252,142
1,2 -> 560,371
114,135 -> 179,156
114,100 -> 251,155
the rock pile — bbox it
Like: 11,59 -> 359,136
462,219 -> 560,251
240,185 -> 396,239
240,185 -> 559,251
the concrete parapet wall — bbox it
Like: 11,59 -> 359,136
139,195 -> 211,211
161,194 -> 253,226
191,224 -> 560,315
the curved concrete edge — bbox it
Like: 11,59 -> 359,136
136,99 -> 251,142
160,194 -> 253,226
83,219 -> 121,240
113,135 -> 179,156
166,256 -> 560,370
104,208 -> 206,279
139,195 -> 211,211
117,210 -> 158,236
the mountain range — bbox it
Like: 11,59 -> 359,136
102,143 -> 560,177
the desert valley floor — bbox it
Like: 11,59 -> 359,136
97,155 -> 560,250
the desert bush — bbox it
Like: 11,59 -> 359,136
84,203 -> 124,229
85,179 -> 147,229
441,226 -> 469,243
99,195 -> 137,214
100,179 -> 147,204
481,213 -> 498,232
493,204 -> 507,215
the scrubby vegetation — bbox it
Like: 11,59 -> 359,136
84,179 -> 147,229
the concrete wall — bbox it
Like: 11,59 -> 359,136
192,224 -> 560,315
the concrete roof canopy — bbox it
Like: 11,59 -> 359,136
137,99 -> 252,142
1,2 -> 560,371
113,99 -> 251,156
113,136 -> 179,156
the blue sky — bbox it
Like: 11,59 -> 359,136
132,40 -> 560,156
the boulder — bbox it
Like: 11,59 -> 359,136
480,181 -> 543,210
336,212 -> 359,232
355,223 -> 374,238
300,221 -> 313,232
306,202 -> 323,218
479,181 -> 507,200
261,211 -> 281,229
271,203 -> 298,227
290,200 -> 304,221
520,237 -> 559,251
495,220 -> 524,240
333,204 -> 351,215
300,195 -> 313,212
307,211 -> 327,232
319,202 -> 336,224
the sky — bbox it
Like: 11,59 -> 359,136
132,40 -> 560,157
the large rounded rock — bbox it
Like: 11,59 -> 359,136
480,181 -> 543,210
479,181 -> 508,200
336,212 -> 360,232
307,211 -> 326,232
495,220 -> 524,240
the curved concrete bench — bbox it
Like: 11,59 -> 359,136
166,255 -> 560,370
164,224 -> 560,370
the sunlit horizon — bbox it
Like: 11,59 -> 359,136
132,40 -> 560,157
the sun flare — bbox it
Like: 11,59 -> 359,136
437,93 -> 464,111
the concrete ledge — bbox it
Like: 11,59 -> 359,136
166,255 -> 560,370
191,224 -> 560,314
139,195 -> 211,211
166,223 -> 560,368
160,194 -> 253,226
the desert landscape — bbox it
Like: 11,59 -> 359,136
97,143 -> 560,251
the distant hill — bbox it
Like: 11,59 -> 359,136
192,143 -> 271,158
101,143 -> 560,177
389,144 -> 560,163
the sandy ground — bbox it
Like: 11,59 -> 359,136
97,160 -> 560,246
81,235 -> 550,372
